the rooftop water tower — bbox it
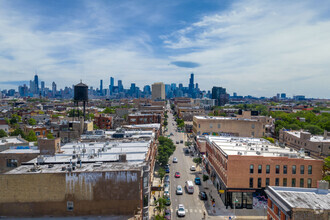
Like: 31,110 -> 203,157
74,82 -> 88,120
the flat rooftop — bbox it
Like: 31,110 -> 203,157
0,137 -> 27,145
266,186 -> 330,210
6,161 -> 145,174
206,136 -> 314,158
27,140 -> 151,164
194,116 -> 258,121
286,131 -> 330,142
0,146 -> 39,154
123,123 -> 161,129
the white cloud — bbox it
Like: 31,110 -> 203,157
165,0 -> 330,98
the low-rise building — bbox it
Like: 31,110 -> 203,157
94,114 -> 113,130
265,181 -> 330,220
193,115 -> 271,138
279,130 -> 330,157
177,107 -> 205,121
204,136 -> 323,209
128,113 -> 161,125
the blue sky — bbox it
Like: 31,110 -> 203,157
0,0 -> 329,98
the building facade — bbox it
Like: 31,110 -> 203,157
204,136 -> 323,209
151,82 -> 165,100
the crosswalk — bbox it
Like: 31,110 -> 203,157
171,208 -> 204,213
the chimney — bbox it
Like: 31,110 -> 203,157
324,130 -> 328,140
317,180 -> 329,194
118,154 -> 127,162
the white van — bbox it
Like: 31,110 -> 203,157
164,186 -> 170,196
185,181 -> 194,194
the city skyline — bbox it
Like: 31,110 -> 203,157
0,0 -> 330,98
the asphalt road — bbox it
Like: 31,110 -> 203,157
165,105 -> 207,220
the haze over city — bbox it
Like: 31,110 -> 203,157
0,0 -> 330,98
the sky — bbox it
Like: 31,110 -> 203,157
0,0 -> 329,98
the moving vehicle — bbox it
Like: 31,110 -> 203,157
173,157 -> 178,163
175,172 -> 180,178
176,185 -> 183,195
180,140 -> 183,143
177,204 -> 186,217
170,133 -> 173,136
199,191 -> 208,200
195,177 -> 201,185
165,208 -> 171,219
176,141 -> 179,144
190,165 -> 196,171
185,181 -> 194,194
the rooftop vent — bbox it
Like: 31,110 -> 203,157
256,151 -> 261,155
317,180 -> 329,194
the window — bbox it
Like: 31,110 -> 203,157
249,178 -> 253,188
251,132 -> 254,137
307,178 -> 312,188
266,165 -> 270,174
277,207 -> 280,216
250,164 -> 254,174
266,178 -> 270,186
210,124 -> 213,128
283,165 -> 287,174
283,178 -> 287,186
300,165 -> 304,174
275,165 -> 280,174
292,178 -> 296,187
292,165 -> 296,174
199,124 -> 200,128
67,201 -> 74,211
275,178 -> 279,186
300,178 -> 304,187
6,159 -> 18,167
308,165 -> 312,174
258,165 -> 262,174
258,178 -> 262,188
218,123 -> 221,128
252,124 -> 255,129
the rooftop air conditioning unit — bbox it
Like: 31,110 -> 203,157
256,151 -> 261,155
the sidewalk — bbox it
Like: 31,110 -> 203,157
148,171 -> 163,219
196,170 -> 266,220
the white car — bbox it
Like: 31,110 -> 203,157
190,165 -> 196,171
177,204 -> 185,217
173,157 -> 178,163
176,185 -> 183,195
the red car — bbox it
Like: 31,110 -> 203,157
175,172 -> 180,178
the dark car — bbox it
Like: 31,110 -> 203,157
165,165 -> 170,173
164,175 -> 170,183
195,177 -> 201,185
199,191 -> 208,200
176,141 -> 179,144
165,208 -> 171,219
180,140 -> 183,143
165,196 -> 171,206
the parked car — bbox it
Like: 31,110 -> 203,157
185,148 -> 189,154
173,157 -> 178,163
170,133 -> 173,136
180,140 -> 183,143
165,196 -> 171,206
164,175 -> 170,183
195,177 -> 201,185
177,204 -> 186,217
176,185 -> 183,195
190,165 -> 196,171
175,172 -> 180,178
165,208 -> 171,219
199,191 -> 208,200
165,164 -> 170,173
176,141 -> 179,144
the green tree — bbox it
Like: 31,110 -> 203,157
10,128 -> 25,138
10,114 -> 21,124
263,137 -> 275,143
0,129 -> 8,138
323,156 -> 330,184
158,167 -> 166,183
163,120 -> 168,127
67,109 -> 83,117
193,157 -> 202,168
203,174 -> 209,182
28,118 -> 37,126
25,130 -> 37,142
304,125 -> 323,135
102,107 -> 115,114
46,133 -> 54,139
155,197 -> 167,215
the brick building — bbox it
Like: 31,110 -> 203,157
128,113 -> 161,125
279,130 -> 330,157
94,114 -> 113,130
265,181 -> 330,220
204,136 -> 323,209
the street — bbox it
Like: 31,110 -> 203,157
166,105 -> 207,220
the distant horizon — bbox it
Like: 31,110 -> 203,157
0,0 -> 329,98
